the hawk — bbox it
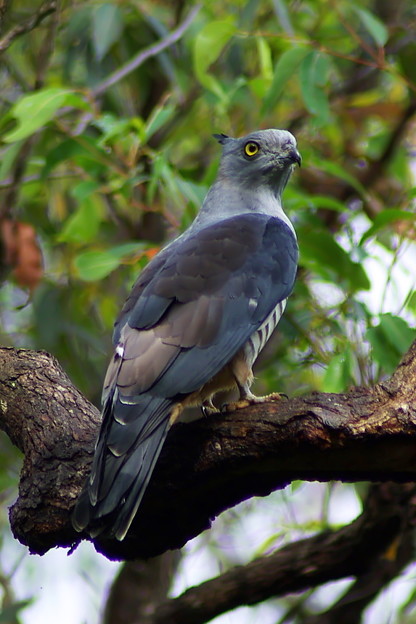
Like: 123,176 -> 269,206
72,129 -> 300,541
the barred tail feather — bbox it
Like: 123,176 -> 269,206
112,420 -> 169,540
72,395 -> 173,539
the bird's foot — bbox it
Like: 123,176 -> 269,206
222,392 -> 285,413
201,400 -> 220,417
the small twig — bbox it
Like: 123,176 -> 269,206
92,4 -> 201,97
330,0 -> 383,64
0,0 -> 57,53
73,5 -> 200,135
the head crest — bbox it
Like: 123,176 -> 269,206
213,133 -> 230,145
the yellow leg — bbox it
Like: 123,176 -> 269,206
222,379 -> 284,412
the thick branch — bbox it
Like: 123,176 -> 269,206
0,342 -> 416,560
0,348 -> 100,553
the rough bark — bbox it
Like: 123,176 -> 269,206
0,342 -> 415,561
0,348 -> 100,554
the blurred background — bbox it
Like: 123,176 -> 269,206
0,1 -> 415,622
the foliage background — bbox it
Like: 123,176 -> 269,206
0,0 -> 415,622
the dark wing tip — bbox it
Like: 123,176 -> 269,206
213,133 -> 230,144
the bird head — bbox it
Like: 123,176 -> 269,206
213,129 -> 301,196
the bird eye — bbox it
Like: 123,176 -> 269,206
244,141 -> 260,157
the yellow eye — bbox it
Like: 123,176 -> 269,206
244,141 -> 260,157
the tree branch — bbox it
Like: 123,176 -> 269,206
140,483 -> 416,624
0,0 -> 57,53
92,4 -> 201,97
0,341 -> 416,561
103,552 -> 181,624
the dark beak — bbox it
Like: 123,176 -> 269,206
290,149 -> 302,167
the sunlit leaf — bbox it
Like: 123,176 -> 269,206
75,242 -> 143,281
256,36 -> 273,80
406,291 -> 416,314
3,88 -> 87,142
193,18 -> 236,96
299,51 -> 331,122
71,180 -> 101,202
144,102 -> 176,141
59,192 -> 103,244
92,113 -> 133,144
322,348 -> 354,392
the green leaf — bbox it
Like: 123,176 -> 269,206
307,195 -> 348,212
75,242 -> 142,281
298,227 -> 370,292
316,158 -> 367,197
71,180 -> 101,202
44,138 -> 91,176
359,209 -> 415,244
272,0 -> 294,35
92,3 -> 123,61
3,88 -> 85,142
256,36 -> 273,80
351,6 -> 388,47
261,46 -> 309,115
378,314 -> 416,355
405,291 -> 416,314
322,349 -> 353,392
0,140 -> 23,179
59,190 -> 103,244
43,136 -> 108,180
398,41 -> 416,84
193,18 -> 236,96
144,102 -> 176,141
367,314 -> 416,374
299,51 -> 331,122
366,314 -> 416,374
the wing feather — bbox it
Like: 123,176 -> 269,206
73,213 -> 298,538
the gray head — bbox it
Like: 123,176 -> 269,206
213,129 -> 301,197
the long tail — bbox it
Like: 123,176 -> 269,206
72,394 -> 173,540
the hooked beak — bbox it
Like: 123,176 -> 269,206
290,149 -> 302,167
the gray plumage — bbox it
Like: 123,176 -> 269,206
72,129 -> 300,541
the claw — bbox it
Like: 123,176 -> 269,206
222,392 -> 284,412
201,399 -> 220,417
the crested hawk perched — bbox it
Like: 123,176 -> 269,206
72,129 -> 300,541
